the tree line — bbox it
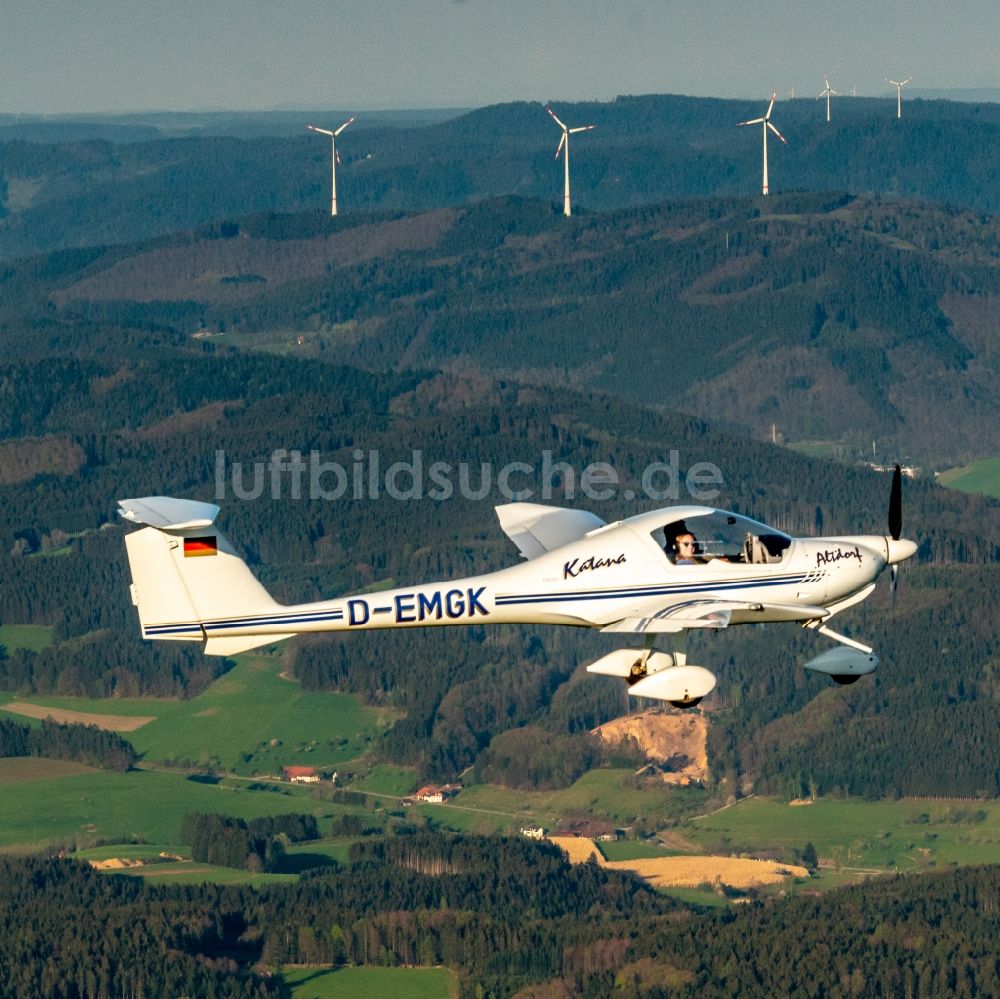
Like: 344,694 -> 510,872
1,836 -> 999,997
0,717 -> 136,772
180,812 -> 319,873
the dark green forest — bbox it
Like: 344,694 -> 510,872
179,813 -> 320,872
1,844 -> 999,998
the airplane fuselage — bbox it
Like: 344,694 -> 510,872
167,513 -> 890,645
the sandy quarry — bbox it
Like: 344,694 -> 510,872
593,709 -> 710,784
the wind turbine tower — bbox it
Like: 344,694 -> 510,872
307,117 -> 355,216
887,78 -> 911,119
818,75 -> 839,122
738,93 -> 787,196
547,106 -> 595,217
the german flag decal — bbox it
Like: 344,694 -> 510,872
184,536 -> 218,557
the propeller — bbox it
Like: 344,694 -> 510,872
888,464 -> 902,604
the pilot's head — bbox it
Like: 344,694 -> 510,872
675,533 -> 697,556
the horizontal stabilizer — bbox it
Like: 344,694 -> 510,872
495,502 -> 605,559
204,635 -> 295,656
119,496 -> 220,531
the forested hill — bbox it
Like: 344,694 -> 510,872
7,193 -> 1000,464
3,846 -> 1000,997
6,93 -> 1000,259
0,358 -> 998,792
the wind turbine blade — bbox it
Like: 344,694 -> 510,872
901,78 -> 911,86
767,121 -> 788,144
334,116 -> 355,136
307,124 -> 334,136
765,93 -> 777,119
335,150 -> 341,165
555,133 -> 566,159
547,106 -> 567,130
887,79 -> 899,86
569,124 -> 596,133
817,91 -> 826,100
738,117 -> 765,126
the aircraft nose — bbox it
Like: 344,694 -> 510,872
885,538 -> 917,565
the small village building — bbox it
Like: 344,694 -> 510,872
415,785 -> 445,803
283,766 -> 320,784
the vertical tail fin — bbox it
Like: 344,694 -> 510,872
119,497 -> 293,655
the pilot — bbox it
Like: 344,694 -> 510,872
674,533 -> 701,565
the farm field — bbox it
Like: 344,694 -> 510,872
687,796 -> 1000,873
282,965 -> 457,999
448,768 -> 704,832
937,457 -> 1000,499
598,839 -> 685,861
0,760 -> 328,849
555,835 -> 810,890
75,844 -> 297,886
351,763 -> 419,797
0,654 -> 395,774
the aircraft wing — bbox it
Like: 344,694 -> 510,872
601,599 -> 829,634
495,502 -> 606,559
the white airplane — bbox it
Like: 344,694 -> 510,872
118,469 -> 916,708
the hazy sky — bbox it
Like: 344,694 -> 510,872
4,0 -> 999,114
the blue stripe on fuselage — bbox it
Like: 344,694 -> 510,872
494,574 -> 808,605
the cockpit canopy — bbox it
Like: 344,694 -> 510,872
656,510 -> 792,564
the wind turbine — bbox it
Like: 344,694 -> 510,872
547,106 -> 595,217
306,117 -> 355,216
818,75 -> 839,122
886,78 -> 911,119
737,93 -> 787,196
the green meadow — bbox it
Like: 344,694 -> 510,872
351,763 -> 419,797
0,624 -> 56,652
598,839 -> 683,861
447,769 -> 703,834
0,654 -> 395,774
282,965 -> 457,999
0,762 -> 330,849
688,796 -> 1000,873
937,457 -> 1000,499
